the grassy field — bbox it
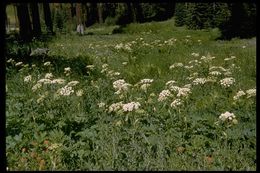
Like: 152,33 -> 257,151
6,19 -> 256,171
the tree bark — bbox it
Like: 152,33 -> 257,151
76,3 -> 82,25
16,3 -> 32,42
30,3 -> 41,37
97,3 -> 103,23
43,3 -> 54,34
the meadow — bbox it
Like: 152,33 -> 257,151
6,19 -> 256,171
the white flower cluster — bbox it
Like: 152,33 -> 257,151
45,73 -> 53,79
86,65 -> 95,70
108,102 -> 123,112
224,56 -> 236,61
113,79 -> 132,95
158,89 -> 172,101
209,66 -> 227,72
24,75 -> 32,82
233,90 -> 246,100
122,102 -> 141,112
76,89 -> 84,96
43,61 -> 51,66
51,79 -> 66,84
7,58 -> 15,64
191,52 -> 200,57
219,111 -> 237,123
201,54 -> 215,62
138,79 -> 154,91
246,89 -> 256,98
170,99 -> 182,108
164,38 -> 177,46
177,87 -> 191,97
115,43 -> 132,52
209,71 -> 221,76
169,85 -> 180,92
169,63 -> 183,69
64,67 -> 71,76
59,86 -> 74,96
165,80 -> 177,88
67,81 -> 79,87
192,78 -> 207,85
220,77 -> 235,88
98,102 -> 106,108
15,62 -> 23,66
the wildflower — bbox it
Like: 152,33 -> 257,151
7,58 -> 15,63
184,65 -> 193,69
113,79 -> 131,94
48,143 -> 62,151
219,111 -> 236,122
242,46 -> 246,49
169,86 -> 180,92
115,43 -> 123,50
158,89 -> 172,101
98,102 -> 106,108
166,80 -> 177,87
209,71 -> 221,76
58,86 -> 74,96
24,75 -> 32,82
67,81 -> 79,87
122,62 -> 128,65
76,89 -> 84,96
32,64 -> 36,68
113,72 -> 120,76
224,56 -> 236,61
45,73 -> 53,79
32,83 -> 42,92
140,83 -> 151,91
64,67 -> 71,72
140,79 -> 154,84
223,71 -> 232,76
37,78 -> 52,84
233,90 -> 246,100
246,89 -> 256,98
108,102 -> 123,112
122,102 -> 141,112
43,61 -> 51,66
193,78 -> 207,85
169,63 -> 183,69
220,77 -> 235,88
86,65 -> 95,70
191,53 -> 200,57
177,87 -> 191,97
51,79 -> 66,84
170,99 -> 182,108
15,62 -> 23,66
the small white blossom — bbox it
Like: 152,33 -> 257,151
191,53 -> 200,57
170,99 -> 182,108
58,86 -> 74,96
169,63 -> 183,69
246,89 -> 256,98
233,90 -> 246,100
98,102 -> 106,108
122,102 -> 141,112
109,102 -> 123,112
43,61 -> 51,66
24,75 -> 32,82
32,83 -> 42,92
37,78 -> 52,84
51,79 -> 66,84
15,62 -> 23,66
209,71 -> 221,76
177,87 -> 191,97
158,89 -> 172,101
67,81 -> 79,87
193,78 -> 207,85
140,79 -> 154,84
140,83 -> 151,91
219,111 -> 236,122
45,73 -> 53,79
76,89 -> 84,96
86,65 -> 95,70
220,77 -> 235,88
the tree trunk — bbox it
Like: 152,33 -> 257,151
132,3 -> 143,23
30,3 -> 41,37
16,3 -> 32,42
76,3 -> 82,25
43,3 -> 54,34
97,3 -> 103,23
